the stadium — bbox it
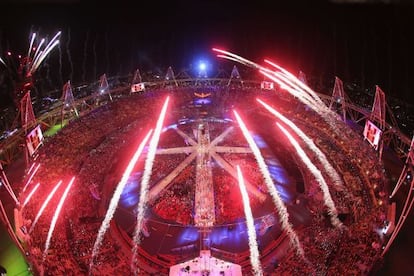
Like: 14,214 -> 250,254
2,46 -> 413,275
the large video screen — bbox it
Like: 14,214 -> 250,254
363,120 -> 382,150
26,125 -> 44,156
261,81 -> 274,90
131,82 -> 145,93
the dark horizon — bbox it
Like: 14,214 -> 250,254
1,0 -> 414,107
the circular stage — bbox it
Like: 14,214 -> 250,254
16,84 -> 389,275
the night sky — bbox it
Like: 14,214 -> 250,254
1,0 -> 414,107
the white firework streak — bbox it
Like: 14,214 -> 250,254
42,177 -> 75,263
213,48 -> 324,114
23,183 -> 40,207
0,56 -> 6,66
31,40 -> 60,73
260,70 -> 319,111
23,163 -> 41,192
236,166 -> 263,276
216,54 -> 244,64
276,123 -> 342,228
274,71 -> 325,109
261,70 -> 342,136
31,31 -> 61,73
257,99 -> 345,191
213,49 -> 341,133
264,59 -> 326,107
27,32 -> 36,59
264,59 -> 344,132
233,110 -> 306,258
213,48 -> 263,70
27,162 -> 36,175
131,97 -> 170,273
41,31 -> 61,59
29,180 -> 63,234
90,130 -> 153,271
30,39 -> 45,72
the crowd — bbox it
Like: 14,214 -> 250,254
11,85 -> 390,275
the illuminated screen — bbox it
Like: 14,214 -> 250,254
26,125 -> 44,156
131,83 -> 145,93
363,120 -> 382,150
261,81 -> 274,90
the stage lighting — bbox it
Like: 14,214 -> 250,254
197,60 -> 208,78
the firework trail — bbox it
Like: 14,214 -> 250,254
273,71 -> 323,108
213,48 -> 322,111
257,99 -> 345,191
264,59 -> 326,107
22,163 -> 41,192
276,123 -> 342,227
31,38 -> 45,71
27,162 -> 36,175
213,48 -> 263,70
30,31 -> 61,74
265,58 -> 344,133
27,32 -> 36,60
29,180 -> 63,234
131,97 -> 170,274
23,183 -> 40,207
90,130 -> 152,272
259,70 -> 319,111
213,48 -> 344,137
233,110 -> 306,259
216,54 -> 242,64
236,166 -> 263,276
42,177 -> 75,263
31,40 -> 60,73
